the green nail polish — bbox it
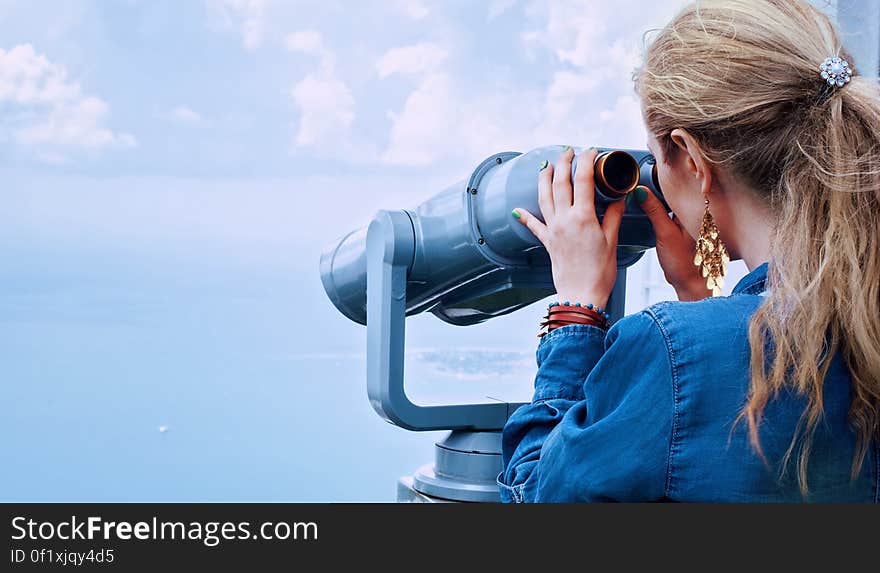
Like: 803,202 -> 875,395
511,209 -> 521,219
562,145 -> 572,153
635,186 -> 648,203
538,159 -> 549,171
625,192 -> 633,206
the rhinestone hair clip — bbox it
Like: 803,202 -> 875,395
819,56 -> 853,87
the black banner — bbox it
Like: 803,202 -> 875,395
2,503 -> 877,570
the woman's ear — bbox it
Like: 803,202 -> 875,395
669,128 -> 713,196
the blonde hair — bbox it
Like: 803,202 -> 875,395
634,0 -> 880,495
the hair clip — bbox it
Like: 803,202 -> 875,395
819,56 -> 853,87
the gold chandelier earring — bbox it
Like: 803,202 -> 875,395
693,194 -> 729,297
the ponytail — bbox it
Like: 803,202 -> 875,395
634,0 -> 880,495
745,76 -> 880,492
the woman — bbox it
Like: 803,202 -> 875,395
500,0 -> 880,502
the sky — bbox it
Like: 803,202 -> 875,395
2,0 -> 844,501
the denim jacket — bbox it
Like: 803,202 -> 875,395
498,262 -> 879,502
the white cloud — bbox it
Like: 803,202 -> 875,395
284,29 -> 335,74
541,70 -> 600,125
289,73 -> 355,147
284,29 -> 323,54
376,1 -> 689,168
381,72 -> 453,166
597,93 -> 649,148
284,30 -> 384,161
16,96 -> 136,148
522,1 -> 609,68
523,0 -> 686,149
375,43 -> 448,78
378,58 -> 534,167
488,0 -> 517,19
376,42 -> 461,166
393,0 -> 429,20
169,105 -> 205,126
376,37 -> 550,167
0,44 -> 136,152
206,0 -> 267,51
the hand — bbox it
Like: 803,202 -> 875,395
512,147 -> 626,310
635,186 -> 711,301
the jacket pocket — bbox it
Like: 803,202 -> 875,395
496,471 -> 525,503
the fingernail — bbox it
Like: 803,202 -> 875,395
538,159 -> 549,171
625,192 -> 633,206
562,145 -> 572,153
511,209 -> 521,219
635,186 -> 648,203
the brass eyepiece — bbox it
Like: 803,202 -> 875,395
594,150 -> 640,199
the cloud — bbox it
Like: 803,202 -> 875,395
284,30 -> 387,162
169,105 -> 205,126
289,73 -> 355,147
376,42 -> 458,166
597,93 -> 648,148
522,1 -> 609,68
379,73 -> 539,168
380,72 -> 453,166
375,43 -> 449,78
392,0 -> 429,20
206,0 -> 267,51
375,1 -> 690,168
522,0 -> 686,149
0,44 -> 136,152
376,41 -> 538,167
15,97 -> 136,148
488,0 -> 517,19
284,29 -> 323,54
284,29 -> 334,73
284,29 -> 362,154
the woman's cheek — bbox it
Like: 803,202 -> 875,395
658,171 -> 680,210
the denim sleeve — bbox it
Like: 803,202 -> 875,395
497,311 -> 674,502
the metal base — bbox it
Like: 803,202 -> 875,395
398,430 -> 502,503
397,477 -> 453,503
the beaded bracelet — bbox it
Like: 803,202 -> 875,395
537,300 -> 611,338
549,300 -> 611,320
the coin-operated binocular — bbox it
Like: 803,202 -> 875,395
320,145 -> 669,502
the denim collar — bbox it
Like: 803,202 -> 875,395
731,261 -> 770,295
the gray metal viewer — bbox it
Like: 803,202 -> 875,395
321,145 -> 666,502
